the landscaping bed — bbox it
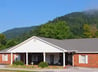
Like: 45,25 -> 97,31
8,61 -> 64,69
8,65 -> 64,69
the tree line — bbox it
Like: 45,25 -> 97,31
1,21 -> 98,50
1,11 -> 98,50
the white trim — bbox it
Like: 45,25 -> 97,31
79,55 -> 82,64
86,55 -> 88,64
63,52 -> 65,67
26,52 -> 28,65
72,55 -> 74,66
2,54 -> 8,61
8,37 -> 36,51
11,53 -> 13,64
43,52 -> 46,62
77,51 -> 98,53
79,55 -> 88,64
10,52 -> 63,53
8,36 -> 67,53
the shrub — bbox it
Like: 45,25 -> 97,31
38,62 -> 48,68
13,61 -> 24,65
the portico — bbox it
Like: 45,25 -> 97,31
8,36 -> 67,67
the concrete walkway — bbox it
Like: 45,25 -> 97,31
0,65 -> 7,68
0,66 -> 98,72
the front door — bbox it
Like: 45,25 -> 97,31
65,53 -> 73,65
50,55 -> 54,65
32,55 -> 38,64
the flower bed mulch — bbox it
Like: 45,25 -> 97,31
8,65 -> 65,69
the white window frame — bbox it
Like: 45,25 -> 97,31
2,54 -> 8,61
79,55 -> 88,64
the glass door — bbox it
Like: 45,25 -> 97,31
50,55 -> 54,65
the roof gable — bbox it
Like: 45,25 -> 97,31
8,36 -> 66,53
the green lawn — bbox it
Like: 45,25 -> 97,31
0,69 -> 33,72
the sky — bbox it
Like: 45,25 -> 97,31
0,0 -> 98,33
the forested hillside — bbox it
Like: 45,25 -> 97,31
1,10 -> 98,50
18,10 -> 98,40
3,26 -> 38,39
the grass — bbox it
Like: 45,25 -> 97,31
0,69 -> 33,72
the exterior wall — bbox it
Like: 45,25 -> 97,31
0,53 -> 11,64
74,53 -> 98,68
0,53 -> 19,64
46,53 -> 60,64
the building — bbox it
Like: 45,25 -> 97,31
0,36 -> 98,68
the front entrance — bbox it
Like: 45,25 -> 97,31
28,53 -> 43,65
50,55 -> 54,65
65,52 -> 73,65
19,53 -> 71,66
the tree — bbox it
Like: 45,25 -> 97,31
0,45 -> 6,50
95,31 -> 98,37
0,34 -> 6,45
90,24 -> 98,37
83,24 -> 98,38
38,21 -> 74,39
6,40 -> 17,48
83,24 -> 92,38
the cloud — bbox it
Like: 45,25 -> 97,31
86,0 -> 98,10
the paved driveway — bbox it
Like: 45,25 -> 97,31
40,67 -> 98,72
0,65 -> 7,68
0,65 -> 98,72
61,67 -> 98,72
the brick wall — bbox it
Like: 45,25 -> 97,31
74,53 -> 98,68
0,53 -> 18,64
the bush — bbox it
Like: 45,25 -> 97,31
13,61 -> 24,65
38,62 -> 48,68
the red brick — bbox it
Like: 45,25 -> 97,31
74,53 -> 98,68
0,53 -> 18,64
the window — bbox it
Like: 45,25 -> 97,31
14,54 -> 20,61
2,54 -> 8,61
79,55 -> 88,64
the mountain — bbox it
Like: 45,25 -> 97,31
3,10 -> 98,40
1,10 -> 98,50
51,10 -> 98,35
3,26 -> 38,39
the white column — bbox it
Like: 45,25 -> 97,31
11,53 -> 13,65
43,52 -> 46,62
72,55 -> 74,66
26,52 -> 28,65
63,52 -> 65,67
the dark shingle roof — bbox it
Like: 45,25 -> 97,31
39,37 -> 98,52
0,48 -> 11,53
